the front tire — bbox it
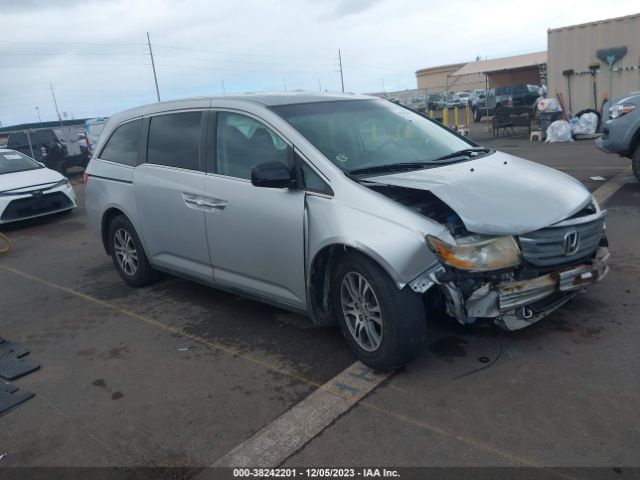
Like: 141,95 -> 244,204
108,215 -> 156,287
332,252 -> 426,371
632,144 -> 640,182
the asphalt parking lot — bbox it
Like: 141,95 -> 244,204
1,131 -> 639,476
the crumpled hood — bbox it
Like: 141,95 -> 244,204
367,151 -> 592,236
0,167 -> 64,192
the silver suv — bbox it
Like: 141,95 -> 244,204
596,91 -> 640,181
85,93 -> 609,370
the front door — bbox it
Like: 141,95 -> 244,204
203,111 -> 306,308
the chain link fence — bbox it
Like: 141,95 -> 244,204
0,125 -> 89,176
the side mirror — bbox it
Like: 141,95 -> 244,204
251,161 -> 295,189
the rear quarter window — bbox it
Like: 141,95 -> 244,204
99,119 -> 142,166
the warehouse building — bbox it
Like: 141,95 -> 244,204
415,62 -> 485,93
416,52 -> 546,95
449,51 -> 547,90
547,13 -> 640,114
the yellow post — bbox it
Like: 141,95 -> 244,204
466,105 -> 471,126
454,107 -> 459,127
429,110 -> 434,118
442,108 -> 448,126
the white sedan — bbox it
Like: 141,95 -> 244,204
0,148 -> 77,224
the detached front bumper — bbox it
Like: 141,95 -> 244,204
433,246 -> 609,331
495,246 -> 609,330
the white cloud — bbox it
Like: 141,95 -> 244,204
0,0 -> 638,126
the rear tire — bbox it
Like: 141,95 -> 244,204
55,159 -> 67,176
632,144 -> 640,183
473,107 -> 481,123
108,215 -> 156,287
332,252 -> 426,371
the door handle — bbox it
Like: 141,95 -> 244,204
183,193 -> 227,210
201,201 -> 227,210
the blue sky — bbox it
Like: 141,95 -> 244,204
1,0 -> 638,126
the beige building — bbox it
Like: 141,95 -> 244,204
416,52 -> 546,94
415,62 -> 485,93
547,13 -> 640,113
450,51 -> 547,89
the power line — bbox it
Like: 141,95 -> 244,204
0,39 -> 145,46
152,44 -> 332,61
0,52 -> 147,56
0,63 -> 150,68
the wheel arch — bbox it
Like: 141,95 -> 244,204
101,207 -> 128,255
628,125 -> 640,156
306,242 -> 405,327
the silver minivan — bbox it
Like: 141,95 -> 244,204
85,93 -> 609,369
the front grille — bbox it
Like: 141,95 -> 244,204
518,213 -> 606,268
1,192 -> 72,221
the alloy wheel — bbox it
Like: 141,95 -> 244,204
340,271 -> 383,352
113,228 -> 138,276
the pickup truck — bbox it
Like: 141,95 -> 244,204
6,127 -> 89,174
473,84 -> 540,121
596,91 -> 640,181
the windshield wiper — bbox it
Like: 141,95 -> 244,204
348,162 -> 432,176
433,147 -> 491,161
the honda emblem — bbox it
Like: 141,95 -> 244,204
563,230 -> 580,256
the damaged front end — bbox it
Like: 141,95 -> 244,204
372,184 -> 610,331
421,211 -> 608,330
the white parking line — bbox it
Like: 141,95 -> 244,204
210,361 -> 391,468
592,166 -> 634,205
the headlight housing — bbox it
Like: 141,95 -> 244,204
52,178 -> 70,188
426,235 -> 521,272
609,103 -> 636,119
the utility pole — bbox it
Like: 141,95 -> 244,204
50,83 -> 62,125
35,106 -> 42,124
338,49 -> 345,93
221,80 -> 226,94
147,32 -> 161,102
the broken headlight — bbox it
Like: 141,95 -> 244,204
426,235 -> 521,272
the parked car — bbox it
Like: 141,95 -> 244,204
427,93 -> 447,110
596,91 -> 640,181
85,93 -> 609,370
6,127 -> 88,174
445,92 -> 464,108
0,148 -> 77,224
456,91 -> 472,106
84,117 -> 108,155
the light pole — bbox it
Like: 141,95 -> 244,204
35,106 -> 42,125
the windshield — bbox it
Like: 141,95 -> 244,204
272,100 -> 475,173
0,150 -> 43,175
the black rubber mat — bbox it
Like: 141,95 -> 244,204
0,338 -> 40,380
0,382 -> 34,417
0,337 -> 29,357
